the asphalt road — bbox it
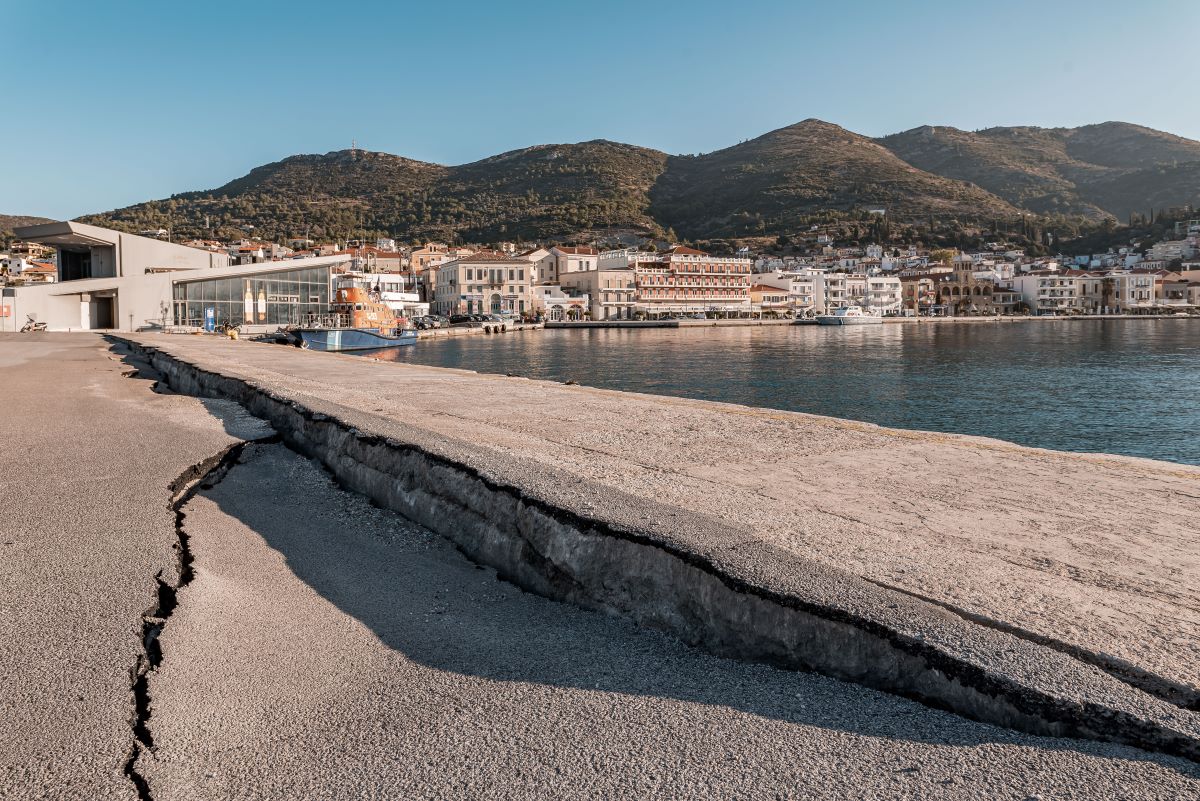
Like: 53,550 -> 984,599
5,333 -> 1198,799
124,334 -> 1200,697
0,334 -> 260,800
143,442 -> 1199,800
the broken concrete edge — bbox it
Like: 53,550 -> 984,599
110,335 -> 1200,764
861,575 -> 1200,711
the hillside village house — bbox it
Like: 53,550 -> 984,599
432,253 -> 533,315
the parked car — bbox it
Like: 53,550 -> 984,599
449,314 -> 479,327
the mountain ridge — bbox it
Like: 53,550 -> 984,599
80,119 -> 1200,245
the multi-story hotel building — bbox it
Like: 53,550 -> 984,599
600,247 -> 751,316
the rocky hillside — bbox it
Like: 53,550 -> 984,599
85,142 -> 669,243
649,119 -> 1023,239
81,119 -> 1200,244
878,122 -> 1200,220
1,214 -> 55,243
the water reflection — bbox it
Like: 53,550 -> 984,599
371,321 -> 1200,465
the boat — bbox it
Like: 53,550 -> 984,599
290,286 -> 418,351
815,306 -> 883,326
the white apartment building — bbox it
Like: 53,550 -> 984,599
1010,272 -> 1079,314
753,270 -> 826,315
823,272 -> 850,310
865,275 -> 902,315
545,246 -> 599,283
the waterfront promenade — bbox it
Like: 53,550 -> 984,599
3,332 -> 1198,798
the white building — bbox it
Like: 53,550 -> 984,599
4,221 -> 351,332
865,275 -> 902,314
753,270 -> 826,315
530,285 -> 590,321
1009,272 -> 1078,315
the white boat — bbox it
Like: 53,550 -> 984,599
815,306 -> 883,326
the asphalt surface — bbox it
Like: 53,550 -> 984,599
6,332 -> 1199,799
0,334 -> 261,800
122,335 -> 1200,697
145,442 -> 1200,799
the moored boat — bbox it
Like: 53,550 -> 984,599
815,306 -> 882,326
291,287 -> 417,351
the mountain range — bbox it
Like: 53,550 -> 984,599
77,120 -> 1200,246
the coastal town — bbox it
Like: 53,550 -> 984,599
3,218 -> 1200,332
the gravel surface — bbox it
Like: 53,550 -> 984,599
145,442 -> 1200,800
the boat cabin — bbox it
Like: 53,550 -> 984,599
331,286 -> 408,333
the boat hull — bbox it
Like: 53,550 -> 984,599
295,328 -> 417,351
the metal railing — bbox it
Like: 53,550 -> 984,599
300,311 -> 352,328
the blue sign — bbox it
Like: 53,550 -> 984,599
204,306 -> 216,332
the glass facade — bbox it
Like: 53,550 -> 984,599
172,266 -> 330,327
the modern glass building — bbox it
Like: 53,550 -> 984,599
172,265 -> 331,327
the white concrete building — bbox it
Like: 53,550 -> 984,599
753,270 -> 826,315
545,246 -> 599,283
3,221 -> 350,332
530,285 -> 590,321
1010,272 -> 1078,315
865,275 -> 903,315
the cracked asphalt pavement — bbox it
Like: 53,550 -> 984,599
144,442 -> 1198,799
3,334 -> 1198,799
0,335 -> 260,800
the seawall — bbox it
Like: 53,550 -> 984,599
115,334 -> 1200,762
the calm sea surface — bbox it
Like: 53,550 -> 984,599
377,320 -> 1200,465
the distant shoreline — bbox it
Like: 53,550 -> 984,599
545,314 -> 1198,330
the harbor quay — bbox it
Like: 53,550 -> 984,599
3,332 -> 1199,799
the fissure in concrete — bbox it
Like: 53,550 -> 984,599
123,438 -> 273,800
115,338 -> 1200,764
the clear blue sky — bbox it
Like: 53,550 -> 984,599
6,0 -> 1198,220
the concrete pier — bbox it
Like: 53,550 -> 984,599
4,332 -> 1199,798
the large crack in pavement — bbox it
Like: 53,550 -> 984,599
113,337 -> 1200,765
123,436 -> 279,800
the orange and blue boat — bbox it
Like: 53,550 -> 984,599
291,286 -> 417,351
